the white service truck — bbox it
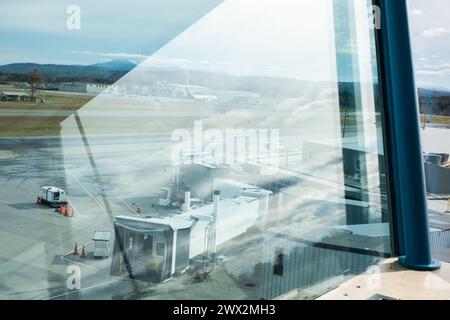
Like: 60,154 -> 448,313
37,186 -> 67,207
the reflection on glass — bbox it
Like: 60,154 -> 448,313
409,0 -> 450,254
1,0 -> 392,300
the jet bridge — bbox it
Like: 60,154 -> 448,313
110,184 -> 272,282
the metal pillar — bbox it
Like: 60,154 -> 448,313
379,0 -> 440,270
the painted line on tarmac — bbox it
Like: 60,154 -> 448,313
66,172 -> 103,207
44,279 -> 120,300
66,197 -> 80,217
59,255 -> 99,271
17,177 -> 27,189
117,196 -> 141,216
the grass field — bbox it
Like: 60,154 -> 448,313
0,90 -> 94,136
420,114 -> 450,127
1,85 -> 449,137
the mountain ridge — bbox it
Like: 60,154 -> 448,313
0,60 -> 137,83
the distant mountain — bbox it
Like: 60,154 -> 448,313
0,60 -> 138,83
420,86 -> 450,93
419,88 -> 450,117
0,60 -> 449,117
91,59 -> 137,72
0,63 -> 108,77
419,87 -> 450,98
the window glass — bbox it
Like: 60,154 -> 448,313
155,243 -> 165,257
0,0 -> 391,300
408,0 -> 450,253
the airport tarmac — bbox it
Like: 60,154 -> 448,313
1,119 -> 444,300
0,131 -> 161,299
0,132 -> 267,300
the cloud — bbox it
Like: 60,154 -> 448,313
411,9 -> 424,16
421,27 -> 450,38
70,51 -> 147,62
416,69 -> 445,76
416,63 -> 450,76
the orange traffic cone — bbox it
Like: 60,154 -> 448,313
59,206 -> 63,215
73,242 -> 79,255
64,206 -> 69,217
80,246 -> 86,258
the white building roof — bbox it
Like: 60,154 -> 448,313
117,194 -> 259,231
1,91 -> 29,96
116,215 -> 193,231
178,195 -> 258,220
41,186 -> 65,193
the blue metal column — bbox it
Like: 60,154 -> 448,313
379,0 -> 440,270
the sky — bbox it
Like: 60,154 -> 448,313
409,0 -> 450,88
139,0 -> 340,82
0,0 -> 223,65
0,0 -> 449,88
